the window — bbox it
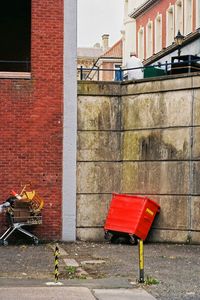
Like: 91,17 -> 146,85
175,0 -> 183,35
155,13 -> 162,53
146,20 -> 153,58
166,5 -> 175,46
138,26 -> 144,60
0,1 -> 31,72
184,0 -> 193,35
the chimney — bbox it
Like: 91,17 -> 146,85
102,34 -> 109,51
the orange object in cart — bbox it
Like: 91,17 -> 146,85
104,193 -> 160,241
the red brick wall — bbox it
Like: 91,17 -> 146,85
101,62 -> 114,81
136,0 -> 176,57
193,0 -> 196,29
136,0 -> 196,58
0,0 -> 63,240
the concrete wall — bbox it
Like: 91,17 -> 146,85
77,74 -> 200,244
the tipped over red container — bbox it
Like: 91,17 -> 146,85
104,193 -> 160,242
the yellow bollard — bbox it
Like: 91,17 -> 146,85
54,245 -> 59,283
138,239 -> 144,283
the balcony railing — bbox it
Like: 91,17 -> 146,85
78,56 -> 200,81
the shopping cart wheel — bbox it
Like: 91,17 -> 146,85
129,235 -> 138,245
33,238 -> 39,245
104,231 -> 113,241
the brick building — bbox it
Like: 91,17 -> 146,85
78,35 -> 122,81
0,0 -> 77,241
123,0 -> 200,62
77,46 -> 103,80
77,34 -> 109,81
133,0 -> 200,60
94,39 -> 122,81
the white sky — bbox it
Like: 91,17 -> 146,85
78,0 -> 124,47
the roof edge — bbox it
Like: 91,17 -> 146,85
144,29 -> 200,65
130,0 -> 160,19
101,39 -> 122,57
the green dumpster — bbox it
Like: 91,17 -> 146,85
144,66 -> 166,78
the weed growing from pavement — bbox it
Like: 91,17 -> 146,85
65,266 -> 77,279
64,266 -> 88,280
145,275 -> 159,285
78,274 -> 88,280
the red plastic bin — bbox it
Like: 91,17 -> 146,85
104,193 -> 160,241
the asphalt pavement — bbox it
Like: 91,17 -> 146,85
0,242 -> 156,300
1,241 -> 200,299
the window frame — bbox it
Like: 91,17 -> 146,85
175,0 -> 184,35
146,19 -> 153,58
166,4 -> 175,47
184,0 -> 193,35
154,13 -> 162,53
138,26 -> 144,60
0,0 -> 31,75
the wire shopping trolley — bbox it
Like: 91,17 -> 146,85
0,185 -> 44,245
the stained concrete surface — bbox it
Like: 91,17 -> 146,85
0,287 -> 95,300
0,242 -> 200,299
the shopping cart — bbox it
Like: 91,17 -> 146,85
0,185 -> 44,245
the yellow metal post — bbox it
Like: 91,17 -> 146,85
54,245 -> 59,283
138,239 -> 144,283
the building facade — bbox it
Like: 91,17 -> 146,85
123,0 -> 200,62
0,0 -> 77,241
78,36 -> 122,82
77,46 -> 103,80
95,39 -> 122,81
122,0 -> 146,66
77,34 -> 109,81
133,0 -> 200,60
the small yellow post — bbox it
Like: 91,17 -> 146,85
138,239 -> 144,283
54,245 -> 59,283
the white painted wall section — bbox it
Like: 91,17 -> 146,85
63,0 -> 77,241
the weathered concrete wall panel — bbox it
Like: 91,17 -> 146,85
77,228 -> 105,241
148,229 -> 189,243
121,162 -> 189,194
122,128 -> 190,161
192,162 -> 200,194
150,196 -> 189,230
78,96 -> 120,130
77,194 -> 110,227
78,131 -> 121,161
190,232 -> 200,243
77,162 -> 121,194
191,197 -> 200,230
194,89 -> 200,126
77,76 -> 200,244
122,91 -> 192,130
193,127 -> 200,159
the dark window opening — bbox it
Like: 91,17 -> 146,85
0,0 -> 31,72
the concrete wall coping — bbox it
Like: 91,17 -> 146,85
78,81 -> 121,96
78,73 -> 200,96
